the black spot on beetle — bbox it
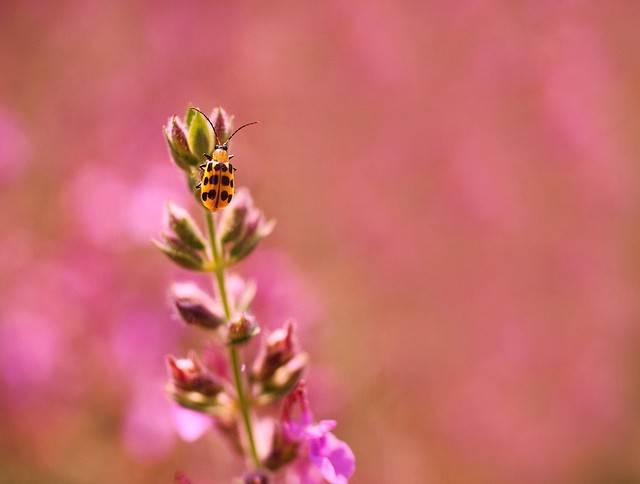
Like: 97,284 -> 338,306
222,175 -> 230,186
228,163 -> 234,172
221,164 -> 228,172
203,176 -> 209,185
202,192 -> 208,201
212,175 -> 219,185
220,191 -> 228,201
208,190 -> 216,199
227,194 -> 233,203
230,179 -> 234,188
214,164 -> 221,171
207,164 -> 212,172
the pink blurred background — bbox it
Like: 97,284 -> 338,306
2,1 -> 640,482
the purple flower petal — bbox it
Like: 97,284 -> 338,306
309,432 -> 355,484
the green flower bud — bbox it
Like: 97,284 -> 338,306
166,201 -> 206,251
188,109 -> 214,159
152,232 -> 205,271
218,188 -> 276,264
219,200 -> 249,245
229,213 -> 276,262
153,200 -> 210,270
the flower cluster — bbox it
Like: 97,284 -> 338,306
159,106 -> 355,483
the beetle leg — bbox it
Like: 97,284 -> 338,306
203,153 -> 213,161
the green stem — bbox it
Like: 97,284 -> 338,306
206,212 -> 231,317
205,211 -> 260,469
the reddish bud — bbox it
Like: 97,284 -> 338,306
166,353 -> 223,397
211,106 -> 233,144
227,313 -> 260,346
252,321 -> 297,382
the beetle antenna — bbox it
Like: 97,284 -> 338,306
190,107 -> 220,146
225,121 -> 259,144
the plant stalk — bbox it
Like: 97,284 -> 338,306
205,210 -> 260,469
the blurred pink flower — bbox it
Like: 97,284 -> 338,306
122,385 -> 176,460
282,382 -> 355,484
247,250 -> 323,338
0,259 -> 98,407
66,163 -> 186,250
110,307 -> 179,386
0,106 -> 31,185
170,404 -> 213,442
0,311 -> 62,394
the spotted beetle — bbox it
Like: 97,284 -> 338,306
191,107 -> 257,212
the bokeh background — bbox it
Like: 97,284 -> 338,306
1,0 -> 640,482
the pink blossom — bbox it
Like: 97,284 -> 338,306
170,404 -> 213,442
282,382 -> 355,484
121,385 -> 176,460
0,106 -> 31,185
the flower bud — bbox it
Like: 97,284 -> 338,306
152,232 -> 205,271
171,117 -> 190,152
252,321 -> 297,382
252,322 -> 308,403
188,109 -> 214,160
227,313 -> 260,346
218,189 -> 250,244
166,354 -> 225,411
218,188 -> 276,263
243,471 -> 270,484
211,106 -> 233,145
256,353 -> 308,405
263,423 -> 299,471
225,273 -> 257,313
166,201 -> 206,251
167,353 -> 223,396
164,116 -> 200,170
170,282 -> 225,330
230,213 -> 276,262
154,202 -> 209,270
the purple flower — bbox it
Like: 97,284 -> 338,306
308,432 -> 356,484
282,381 -> 355,483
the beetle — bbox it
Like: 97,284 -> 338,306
191,107 -> 257,212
